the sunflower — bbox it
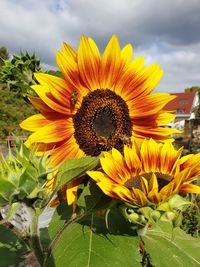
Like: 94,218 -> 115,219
87,139 -> 200,207
20,35 -> 179,203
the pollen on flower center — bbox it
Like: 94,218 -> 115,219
124,172 -> 173,191
73,89 -> 132,156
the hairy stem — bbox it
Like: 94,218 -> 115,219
27,207 -> 44,266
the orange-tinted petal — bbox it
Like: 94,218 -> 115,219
62,42 -> 77,61
97,181 -> 134,203
66,177 -> 85,205
140,139 -> 161,173
32,85 -> 70,115
179,183 -> 200,194
20,114 -> 50,132
78,35 -> 100,90
128,93 -> 176,118
25,119 -> 73,147
133,125 -> 180,141
49,135 -> 82,167
100,35 -> 121,89
28,95 -> 55,115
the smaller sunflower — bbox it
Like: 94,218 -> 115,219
87,139 -> 200,207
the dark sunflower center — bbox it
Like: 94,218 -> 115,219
73,89 -> 132,156
92,107 -> 116,139
124,172 -> 173,191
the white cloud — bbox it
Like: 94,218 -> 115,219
0,0 -> 200,92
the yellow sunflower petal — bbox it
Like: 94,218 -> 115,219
119,64 -> 163,100
28,95 -> 55,114
128,93 -> 176,118
20,114 -> 50,132
56,50 -> 80,88
147,173 -> 159,203
132,112 -> 176,128
49,136 -> 82,167
159,141 -> 176,174
149,173 -> 158,193
25,119 -> 73,147
78,35 -> 100,90
34,73 -> 72,107
111,148 -> 131,179
66,177 -> 85,205
180,153 -> 200,178
114,56 -> 144,95
179,183 -> 200,194
32,85 -> 70,115
62,42 -> 77,61
88,37 -> 101,60
173,168 -> 191,192
100,157 -> 127,184
123,145 -> 141,174
140,139 -> 160,173
133,125 -> 181,141
140,176 -> 149,195
97,181 -> 134,203
87,171 -> 111,183
131,188 -> 148,206
155,112 -> 176,126
121,44 -> 133,67
100,35 -> 121,89
157,181 -> 174,203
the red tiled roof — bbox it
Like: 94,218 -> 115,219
164,92 -> 196,115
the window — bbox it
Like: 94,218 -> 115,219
179,98 -> 188,104
176,108 -> 185,114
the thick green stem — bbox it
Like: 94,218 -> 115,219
28,207 -> 44,266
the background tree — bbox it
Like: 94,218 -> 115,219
0,46 -> 9,67
185,86 -> 200,92
0,52 -> 41,97
0,50 -> 62,140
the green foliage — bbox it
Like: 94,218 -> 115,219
57,156 -> 100,190
0,51 -> 63,140
48,203 -> 73,240
0,47 -> 9,67
46,202 -> 200,267
0,142 -> 53,210
181,198 -> 200,237
0,83 -> 35,139
0,51 -> 41,96
143,221 -> 200,267
0,144 -> 200,266
46,207 -> 141,267
0,225 -> 28,267
47,70 -> 63,78
184,86 -> 200,92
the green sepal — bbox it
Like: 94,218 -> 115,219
168,194 -> 191,210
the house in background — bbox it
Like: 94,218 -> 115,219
164,91 -> 199,134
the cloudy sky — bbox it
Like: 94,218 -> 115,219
0,0 -> 200,92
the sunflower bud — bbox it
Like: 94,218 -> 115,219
151,210 -> 161,222
168,194 -> 191,210
0,142 -> 53,209
172,212 -> 183,228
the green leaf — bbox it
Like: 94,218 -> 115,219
143,221 -> 200,267
77,180 -> 111,212
0,225 -> 28,267
57,156 -> 100,190
48,203 -> 73,239
0,178 -> 16,203
46,208 -> 141,267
